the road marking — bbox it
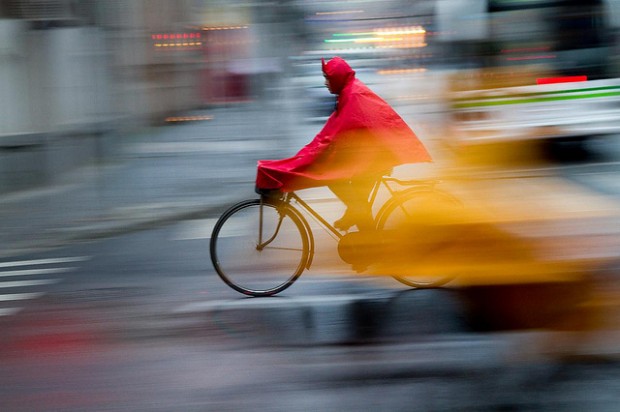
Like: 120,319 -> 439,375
0,308 -> 21,316
0,279 -> 60,288
174,294 -> 376,314
0,267 -> 75,278
173,219 -> 217,240
0,256 -> 91,268
0,292 -> 44,302
0,256 -> 88,317
579,173 -> 620,192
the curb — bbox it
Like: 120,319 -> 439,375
1,192 -> 250,258
55,204 -> 225,241
172,289 -> 469,345
1,205 -> 219,258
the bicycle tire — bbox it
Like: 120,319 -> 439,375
210,198 -> 310,297
375,187 -> 462,288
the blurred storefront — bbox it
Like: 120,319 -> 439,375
0,0 -> 116,193
0,0 -> 308,193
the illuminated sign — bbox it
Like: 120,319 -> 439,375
151,32 -> 202,49
324,26 -> 426,49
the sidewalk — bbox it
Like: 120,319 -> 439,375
0,104 -> 311,258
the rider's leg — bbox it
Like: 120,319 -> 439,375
329,177 -> 376,231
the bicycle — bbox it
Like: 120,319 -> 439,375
210,176 -> 461,297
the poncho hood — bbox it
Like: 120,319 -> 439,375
322,57 -> 355,94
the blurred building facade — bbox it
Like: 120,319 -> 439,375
2,0 -> 620,194
0,0 -> 303,193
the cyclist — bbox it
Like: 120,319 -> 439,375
256,56 -> 431,231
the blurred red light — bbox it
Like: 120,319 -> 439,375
537,76 -> 588,85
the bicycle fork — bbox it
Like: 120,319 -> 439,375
256,196 -> 284,251
257,194 -> 315,270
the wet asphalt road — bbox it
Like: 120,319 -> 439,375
2,215 -> 620,410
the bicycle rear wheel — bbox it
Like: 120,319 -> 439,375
210,199 -> 310,297
376,188 -> 462,288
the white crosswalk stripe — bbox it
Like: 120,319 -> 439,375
0,279 -> 61,288
172,219 -> 217,240
0,267 -> 74,278
0,256 -> 90,317
0,256 -> 90,268
0,292 -> 44,302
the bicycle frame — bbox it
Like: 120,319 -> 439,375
212,176 -> 454,296
288,193 -> 343,239
258,176 -> 440,245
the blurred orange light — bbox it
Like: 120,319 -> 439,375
201,26 -> 248,31
378,68 -> 427,75
151,32 -> 203,50
165,115 -> 213,123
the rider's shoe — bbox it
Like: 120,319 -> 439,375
334,206 -> 373,232
334,209 -> 356,231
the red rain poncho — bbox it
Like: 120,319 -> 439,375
256,57 -> 431,192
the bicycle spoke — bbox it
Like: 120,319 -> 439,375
262,246 -> 304,252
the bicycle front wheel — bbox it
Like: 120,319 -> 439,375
210,199 -> 310,297
376,188 -> 462,288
